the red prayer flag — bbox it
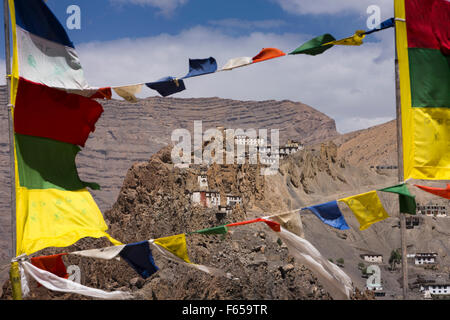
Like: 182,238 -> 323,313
405,0 -> 450,54
227,218 -> 281,232
30,253 -> 69,281
14,77 -> 104,147
414,184 -> 450,200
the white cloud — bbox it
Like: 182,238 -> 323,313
110,0 -> 188,16
273,0 -> 394,16
74,26 -> 396,134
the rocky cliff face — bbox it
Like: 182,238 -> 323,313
0,85 -> 339,263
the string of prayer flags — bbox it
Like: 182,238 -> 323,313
289,34 -> 336,56
146,76 -> 186,97
182,57 -> 218,79
113,84 -> 143,103
302,200 -> 350,230
252,48 -> 286,63
30,253 -> 68,280
324,30 -> 366,46
363,18 -> 395,35
118,241 -> 159,279
339,191 -> 389,230
414,184 -> 450,200
153,234 -> 191,264
395,0 -> 450,180
9,0 -> 121,256
219,56 -> 253,71
379,184 -> 416,215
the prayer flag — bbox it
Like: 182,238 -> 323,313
325,30 -> 366,46
364,18 -> 395,35
30,253 -> 68,279
274,226 -> 353,300
22,261 -> 132,299
380,184 -> 417,215
339,191 -> 389,230
192,225 -> 229,235
414,184 -> 450,200
219,56 -> 253,71
227,218 -> 280,232
113,84 -> 143,103
252,48 -> 286,63
302,201 -> 350,230
119,241 -> 159,279
154,234 -> 191,264
271,212 -> 304,238
289,34 -> 336,56
9,0 -> 108,98
14,78 -> 104,147
395,0 -> 450,180
146,77 -> 186,97
182,57 -> 217,79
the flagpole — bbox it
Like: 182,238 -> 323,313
3,0 -> 21,300
394,8 -> 408,299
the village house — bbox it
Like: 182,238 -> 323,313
412,253 -> 438,265
360,253 -> 383,264
420,284 -> 450,298
226,194 -> 242,207
218,205 -> 233,215
191,190 -> 221,208
416,203 -> 447,217
198,175 -> 208,189
234,134 -> 265,147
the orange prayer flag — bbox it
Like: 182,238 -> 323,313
252,48 -> 286,63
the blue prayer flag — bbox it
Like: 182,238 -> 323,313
146,76 -> 186,97
182,57 -> 217,79
302,200 -> 350,230
364,18 -> 395,35
119,241 -> 159,279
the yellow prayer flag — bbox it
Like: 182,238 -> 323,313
154,233 -> 191,264
339,191 -> 389,230
324,30 -> 366,46
16,187 -> 121,255
113,84 -> 143,103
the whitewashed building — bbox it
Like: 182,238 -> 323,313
360,254 -> 383,264
420,284 -> 450,297
198,175 -> 208,189
218,205 -> 233,215
191,190 -> 221,208
226,195 -> 242,207
416,203 -> 447,217
414,253 -> 438,265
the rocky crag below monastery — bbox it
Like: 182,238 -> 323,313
0,85 -> 338,264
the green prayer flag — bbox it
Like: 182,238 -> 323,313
289,34 -> 336,56
380,184 -> 416,215
192,225 -> 228,235
15,133 -> 100,191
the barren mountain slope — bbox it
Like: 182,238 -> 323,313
332,120 -> 397,168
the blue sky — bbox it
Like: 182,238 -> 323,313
1,0 -> 397,133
